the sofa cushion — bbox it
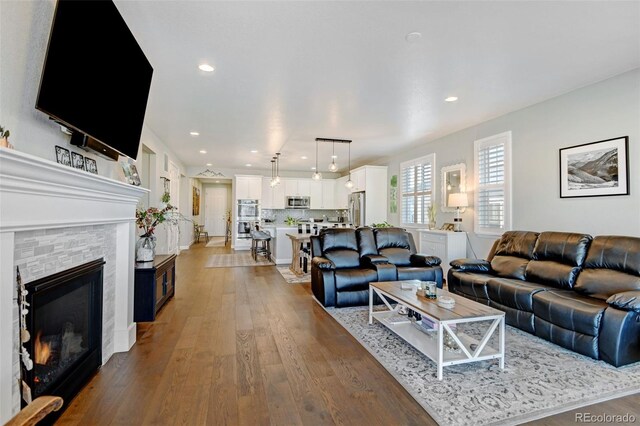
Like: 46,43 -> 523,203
493,231 -> 539,258
486,278 -> 550,312
448,271 -> 491,301
574,236 -> 640,300
574,269 -> 640,301
324,249 -> 360,269
583,235 -> 640,274
532,290 -> 607,337
373,228 -> 413,251
320,228 -> 358,252
334,269 -> 378,292
490,256 -> 529,280
397,267 -> 434,282
356,227 -> 377,256
379,247 -> 411,266
525,232 -> 592,289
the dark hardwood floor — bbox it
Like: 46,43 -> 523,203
58,242 -> 639,425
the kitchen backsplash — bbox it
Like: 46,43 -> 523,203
262,209 -> 347,223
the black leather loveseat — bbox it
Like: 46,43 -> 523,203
311,227 -> 443,308
448,231 -> 640,367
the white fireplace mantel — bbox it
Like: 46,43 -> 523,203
0,148 -> 148,422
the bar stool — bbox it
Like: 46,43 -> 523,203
299,224 -> 314,273
251,230 -> 272,261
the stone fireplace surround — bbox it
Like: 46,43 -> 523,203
0,148 -> 147,422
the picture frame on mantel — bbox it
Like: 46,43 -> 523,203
559,136 -> 629,198
55,145 -> 71,166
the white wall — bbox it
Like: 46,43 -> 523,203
380,69 -> 640,258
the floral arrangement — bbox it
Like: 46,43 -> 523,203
136,205 -> 174,237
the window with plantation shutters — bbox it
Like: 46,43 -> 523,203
400,154 -> 435,226
474,132 -> 512,235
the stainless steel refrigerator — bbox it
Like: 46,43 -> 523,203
348,191 -> 365,227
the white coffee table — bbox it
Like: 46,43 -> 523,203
369,280 -> 505,380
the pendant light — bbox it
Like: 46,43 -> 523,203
270,158 -> 277,187
328,141 -> 338,172
274,152 -> 281,185
312,140 -> 322,180
345,141 -> 354,188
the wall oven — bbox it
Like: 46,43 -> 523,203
237,221 -> 256,240
285,196 -> 310,209
237,199 -> 260,220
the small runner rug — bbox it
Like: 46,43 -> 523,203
276,266 -> 311,284
205,253 -> 274,268
325,305 -> 640,426
205,237 -> 226,247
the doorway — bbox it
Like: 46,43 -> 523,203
205,186 -> 229,236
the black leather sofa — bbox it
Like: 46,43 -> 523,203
448,231 -> 640,367
310,227 -> 443,308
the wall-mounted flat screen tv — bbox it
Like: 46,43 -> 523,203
36,0 -> 153,160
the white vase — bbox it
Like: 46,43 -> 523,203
136,236 -> 156,262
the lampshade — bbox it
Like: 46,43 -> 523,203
448,192 -> 468,208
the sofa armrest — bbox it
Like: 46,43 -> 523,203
361,254 -> 390,265
410,254 -> 441,267
606,291 -> 640,312
312,256 -> 335,270
449,258 -> 491,273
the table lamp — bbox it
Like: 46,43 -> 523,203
448,192 -> 468,232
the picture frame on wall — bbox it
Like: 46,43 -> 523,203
559,136 -> 629,198
55,145 -> 71,166
192,187 -> 200,216
85,157 -> 98,174
71,152 -> 85,170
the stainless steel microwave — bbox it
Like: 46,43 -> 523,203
285,196 -> 310,209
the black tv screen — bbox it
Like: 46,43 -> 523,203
36,0 -> 153,160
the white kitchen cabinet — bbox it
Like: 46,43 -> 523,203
236,175 -> 262,200
334,176 -> 349,209
309,180 -> 323,209
271,182 -> 285,208
297,179 -> 311,196
261,177 -> 273,208
349,168 -> 367,192
321,180 -> 335,209
418,230 -> 467,279
284,179 -> 298,196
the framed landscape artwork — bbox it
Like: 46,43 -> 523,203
559,136 -> 629,198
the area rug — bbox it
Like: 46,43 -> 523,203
204,253 -> 274,268
205,236 -> 226,247
276,266 -> 310,284
326,305 -> 640,426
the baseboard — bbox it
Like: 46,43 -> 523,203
113,323 -> 136,352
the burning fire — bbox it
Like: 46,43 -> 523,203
34,331 -> 52,365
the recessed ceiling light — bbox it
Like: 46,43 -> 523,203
250,150 -> 258,153
199,150 -> 207,154
301,156 -> 308,160
405,32 -> 422,43
245,163 -> 252,167
206,163 -> 212,166
311,167 -> 316,170
198,64 -> 215,72
445,96 -> 459,102
190,131 -> 200,136
215,180 -> 220,183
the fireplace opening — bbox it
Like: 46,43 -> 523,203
22,259 -> 104,422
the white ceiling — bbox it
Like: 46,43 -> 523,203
115,1 -> 640,173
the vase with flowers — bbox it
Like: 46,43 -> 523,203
135,204 -> 174,262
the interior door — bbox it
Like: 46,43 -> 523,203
205,187 -> 228,236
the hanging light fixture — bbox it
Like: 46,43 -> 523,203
274,152 -> 281,185
312,140 -> 322,180
345,141 -> 354,188
270,158 -> 277,187
328,141 -> 338,172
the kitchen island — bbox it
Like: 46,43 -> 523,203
260,222 -> 352,265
